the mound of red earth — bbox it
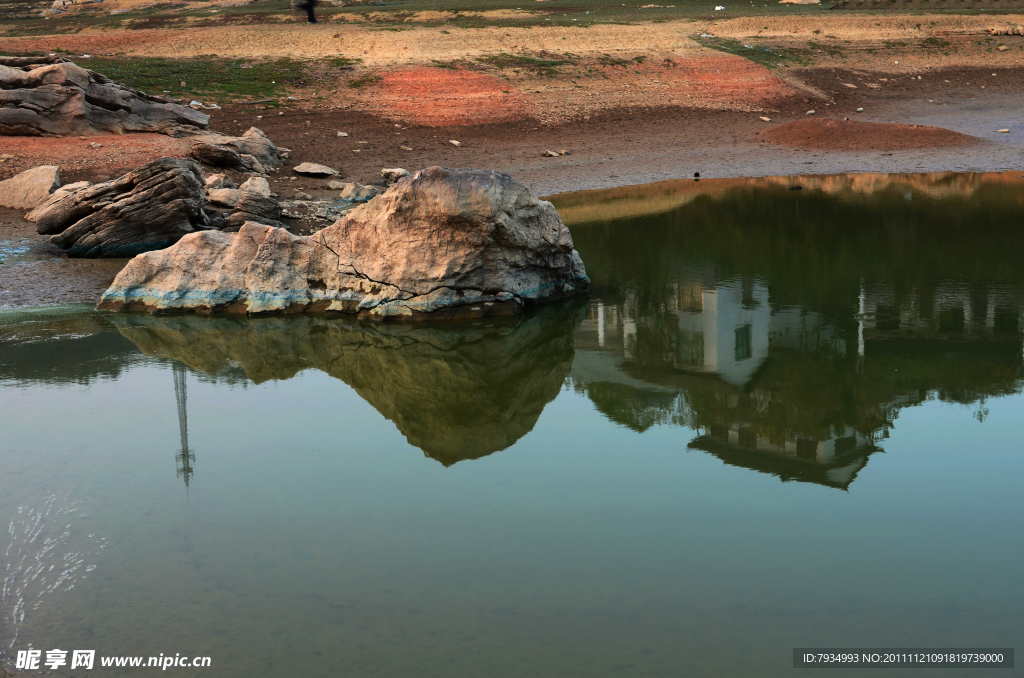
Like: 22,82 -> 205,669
763,118 -> 979,151
371,68 -> 529,126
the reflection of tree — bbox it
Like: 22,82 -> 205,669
172,362 -> 195,492
112,301 -> 586,466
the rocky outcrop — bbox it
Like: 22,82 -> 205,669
35,157 -> 207,258
0,61 -> 209,137
109,299 -> 584,463
98,166 -> 590,319
0,165 -> 60,209
188,128 -> 283,170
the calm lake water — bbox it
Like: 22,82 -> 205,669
1,172 -> 1022,677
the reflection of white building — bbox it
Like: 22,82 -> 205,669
571,274 -> 1023,489
671,280 -> 771,388
591,279 -> 773,389
859,282 -> 1024,342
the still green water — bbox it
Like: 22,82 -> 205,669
1,173 -> 1022,677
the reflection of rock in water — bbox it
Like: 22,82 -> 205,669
2,495 -> 104,650
110,301 -> 585,465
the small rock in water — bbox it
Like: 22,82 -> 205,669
997,128 -> 1010,133
337,131 -> 348,137
449,140 -> 462,147
856,107 -> 864,112
806,110 -> 816,115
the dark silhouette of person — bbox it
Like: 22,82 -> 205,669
296,0 -> 318,23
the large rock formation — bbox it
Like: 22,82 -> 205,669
35,157 -> 207,258
98,166 -> 590,319
109,300 -> 584,464
189,128 -> 282,172
0,60 -> 209,137
0,165 -> 59,209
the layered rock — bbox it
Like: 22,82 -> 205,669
0,165 -> 60,209
35,157 -> 207,258
0,60 -> 209,137
98,166 -> 590,319
188,128 -> 283,170
109,300 -> 584,463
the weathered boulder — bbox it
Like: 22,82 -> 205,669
294,162 -> 340,177
98,166 -> 590,319
0,165 -> 60,209
187,128 -> 282,169
35,157 -> 207,257
109,299 -> 584,463
0,61 -> 209,137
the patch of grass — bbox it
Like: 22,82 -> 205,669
807,40 -> 845,56
920,36 -> 951,48
348,74 -> 383,88
478,52 -> 572,76
430,58 -> 483,70
699,37 -> 808,69
87,56 -> 308,101
326,56 -> 362,68
596,54 -> 647,67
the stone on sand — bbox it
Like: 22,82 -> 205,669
294,162 -> 340,177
